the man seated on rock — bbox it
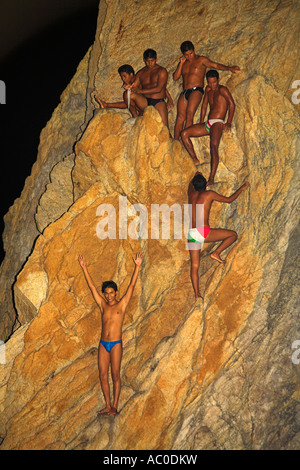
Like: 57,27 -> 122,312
181,70 -> 236,186
94,64 -> 143,117
173,40 -> 240,139
95,61 -> 174,123
187,172 -> 249,300
124,48 -> 173,130
78,252 -> 143,416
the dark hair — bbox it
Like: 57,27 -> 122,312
102,280 -> 118,293
143,48 -> 157,60
206,69 -> 219,80
118,64 -> 135,75
180,41 -> 194,53
192,173 -> 207,191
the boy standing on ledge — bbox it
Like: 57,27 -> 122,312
78,252 -> 143,416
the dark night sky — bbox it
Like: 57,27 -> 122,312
0,0 -> 100,263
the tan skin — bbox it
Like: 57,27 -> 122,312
188,173 -> 250,300
95,69 -> 174,120
78,252 -> 143,416
94,71 -> 143,117
181,76 -> 235,186
124,57 -> 172,129
173,48 -> 240,139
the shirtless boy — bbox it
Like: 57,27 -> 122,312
125,49 -> 172,129
173,40 -> 240,139
181,70 -> 235,186
78,252 -> 143,416
94,64 -> 143,117
187,172 -> 249,300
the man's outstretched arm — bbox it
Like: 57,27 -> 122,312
78,255 -> 104,311
211,182 -> 250,204
120,253 -> 143,309
202,56 -> 240,73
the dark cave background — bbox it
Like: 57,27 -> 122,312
0,0 -> 100,263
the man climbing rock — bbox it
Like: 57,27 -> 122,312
187,172 -> 249,300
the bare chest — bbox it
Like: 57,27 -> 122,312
208,89 -> 226,107
140,69 -> 159,87
183,59 -> 205,77
102,306 -> 123,323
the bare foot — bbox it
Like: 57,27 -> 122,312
107,407 -> 118,416
210,252 -> 225,263
207,179 -> 214,187
194,161 -> 201,167
94,95 -> 106,109
96,406 -> 111,415
195,292 -> 204,300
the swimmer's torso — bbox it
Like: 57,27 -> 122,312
139,65 -> 166,98
101,302 -> 124,341
189,190 -> 213,227
207,85 -> 228,120
182,55 -> 207,89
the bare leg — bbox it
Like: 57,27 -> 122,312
154,101 -> 169,130
174,93 -> 187,139
208,123 -> 224,185
181,123 -> 209,165
189,247 -> 202,299
123,91 -> 143,117
97,343 -> 111,413
205,228 -> 238,263
128,92 -> 148,112
185,91 -> 203,129
108,343 -> 123,415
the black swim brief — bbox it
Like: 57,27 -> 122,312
146,97 -> 167,107
182,86 -> 204,101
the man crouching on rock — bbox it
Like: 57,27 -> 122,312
78,252 -> 143,416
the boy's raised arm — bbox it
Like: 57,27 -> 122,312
120,253 -> 143,309
78,255 -> 104,311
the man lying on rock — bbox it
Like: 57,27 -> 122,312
78,252 -> 143,416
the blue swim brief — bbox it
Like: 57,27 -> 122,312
100,339 -> 122,353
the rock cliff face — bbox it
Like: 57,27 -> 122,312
0,0 -> 299,450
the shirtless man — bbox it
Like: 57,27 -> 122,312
187,172 -> 249,300
125,49 -> 172,129
173,40 -> 240,139
181,70 -> 235,186
94,64 -> 143,117
78,252 -> 143,416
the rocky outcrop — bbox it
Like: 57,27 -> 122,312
0,0 -> 299,450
